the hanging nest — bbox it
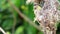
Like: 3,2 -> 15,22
34,0 -> 60,34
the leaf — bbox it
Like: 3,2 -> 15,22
6,31 -> 11,34
15,26 -> 24,34
2,19 -> 13,30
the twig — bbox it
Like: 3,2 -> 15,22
10,9 -> 16,34
12,11 -> 16,34
0,27 -> 6,34
8,0 -> 41,31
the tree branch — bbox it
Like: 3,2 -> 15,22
8,0 -> 41,31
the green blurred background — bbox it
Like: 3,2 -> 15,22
0,0 -> 60,34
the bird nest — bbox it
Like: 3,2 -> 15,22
34,0 -> 60,34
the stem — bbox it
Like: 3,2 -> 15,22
0,27 -> 6,34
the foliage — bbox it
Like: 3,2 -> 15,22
0,0 -> 60,34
